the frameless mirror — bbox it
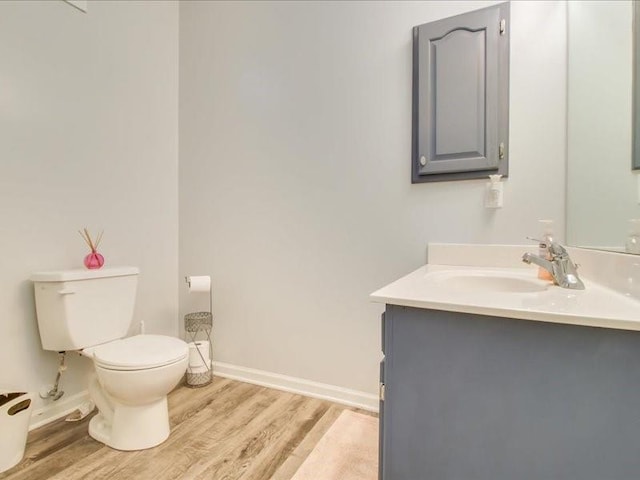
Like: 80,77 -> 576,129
634,2 -> 640,170
567,0 -> 640,253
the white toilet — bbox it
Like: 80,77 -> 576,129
30,267 -> 188,451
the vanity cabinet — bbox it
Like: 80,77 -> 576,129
380,305 -> 640,480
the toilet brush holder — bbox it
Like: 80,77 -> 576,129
184,311 -> 213,388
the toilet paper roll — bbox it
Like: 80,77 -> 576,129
188,341 -> 210,369
187,276 -> 211,293
188,362 -> 212,375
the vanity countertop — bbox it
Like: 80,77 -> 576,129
371,248 -> 640,331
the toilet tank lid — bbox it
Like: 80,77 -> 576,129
30,266 -> 139,282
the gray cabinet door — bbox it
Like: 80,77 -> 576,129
412,3 -> 509,183
382,305 -> 640,480
378,359 -> 385,480
379,312 -> 386,480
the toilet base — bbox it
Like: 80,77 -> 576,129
89,397 -> 170,451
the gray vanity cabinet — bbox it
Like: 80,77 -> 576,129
412,2 -> 509,182
380,304 -> 640,480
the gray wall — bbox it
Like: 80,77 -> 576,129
179,1 -> 567,396
0,1 -> 179,411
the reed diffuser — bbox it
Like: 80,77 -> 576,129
79,228 -> 104,269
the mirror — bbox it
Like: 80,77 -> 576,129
567,0 -> 640,253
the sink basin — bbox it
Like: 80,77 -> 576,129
424,270 -> 549,294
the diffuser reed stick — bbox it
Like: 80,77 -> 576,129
78,228 -> 103,253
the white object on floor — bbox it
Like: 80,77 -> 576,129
0,392 -> 33,474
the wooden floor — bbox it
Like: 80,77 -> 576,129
0,377 -> 377,480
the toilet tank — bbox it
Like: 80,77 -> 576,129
30,267 -> 139,352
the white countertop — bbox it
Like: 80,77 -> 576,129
370,263 -> 640,331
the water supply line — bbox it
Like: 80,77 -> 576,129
40,351 -> 66,401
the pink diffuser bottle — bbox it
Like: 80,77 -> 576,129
84,251 -> 105,269
79,228 -> 105,270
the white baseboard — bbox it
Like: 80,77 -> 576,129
213,362 -> 379,413
27,364 -> 378,431
29,390 -> 90,431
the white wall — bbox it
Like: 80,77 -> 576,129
179,1 -> 567,397
0,1 -> 179,413
567,1 -> 639,250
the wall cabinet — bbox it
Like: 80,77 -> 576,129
412,3 -> 509,183
380,305 -> 640,479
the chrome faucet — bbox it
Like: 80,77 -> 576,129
522,240 -> 585,290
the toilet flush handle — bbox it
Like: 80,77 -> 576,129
57,288 -> 76,295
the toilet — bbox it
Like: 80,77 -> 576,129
30,267 -> 188,451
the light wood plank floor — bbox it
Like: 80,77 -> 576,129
0,377 -> 377,480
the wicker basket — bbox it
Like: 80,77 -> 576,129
184,312 -> 213,388
184,311 -> 212,332
185,368 -> 212,388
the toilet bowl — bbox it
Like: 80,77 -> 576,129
83,334 -> 188,451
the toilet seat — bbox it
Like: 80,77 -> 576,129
83,334 -> 188,371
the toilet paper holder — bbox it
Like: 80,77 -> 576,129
184,276 -> 213,388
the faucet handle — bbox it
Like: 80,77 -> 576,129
547,242 -> 568,258
526,236 -> 549,248
526,237 -> 568,258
